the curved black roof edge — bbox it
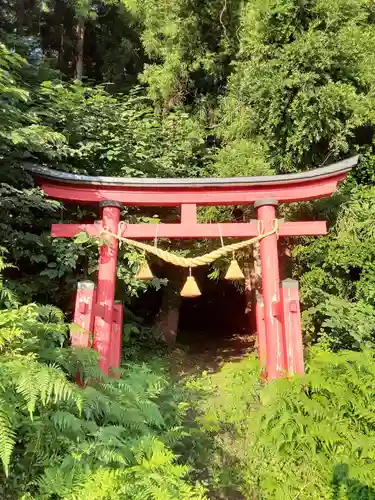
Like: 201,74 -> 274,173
24,156 -> 358,188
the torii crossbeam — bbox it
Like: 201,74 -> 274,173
26,156 -> 358,380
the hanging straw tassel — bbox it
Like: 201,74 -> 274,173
181,269 -> 201,298
225,253 -> 245,280
136,261 -> 154,281
136,227 -> 157,281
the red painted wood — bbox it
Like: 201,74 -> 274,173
180,204 -> 197,224
51,220 -> 327,239
280,280 -> 304,376
52,223 -> 101,238
33,161 -> 353,383
93,204 -> 121,375
255,293 -> 267,374
38,176 -> 344,205
109,302 -> 123,376
256,203 -> 286,380
72,281 -> 96,347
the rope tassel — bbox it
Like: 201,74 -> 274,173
136,261 -> 153,281
181,269 -> 201,298
225,258 -> 245,280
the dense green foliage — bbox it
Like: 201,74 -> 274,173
189,350 -> 375,499
0,254 -> 207,499
2,0 -> 375,497
295,186 -> 375,350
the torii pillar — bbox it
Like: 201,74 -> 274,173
93,201 -> 122,374
255,199 -> 285,379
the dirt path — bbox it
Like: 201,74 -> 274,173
170,331 -> 255,376
166,331 -> 252,500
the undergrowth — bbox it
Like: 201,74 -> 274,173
0,301 -> 207,499
186,350 -> 375,500
3,241 -> 375,499
3,293 -> 375,500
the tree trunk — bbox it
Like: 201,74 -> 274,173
244,259 -> 252,318
58,23 -> 65,72
16,0 -> 25,34
154,266 -> 183,348
279,242 -> 292,281
244,242 -> 261,333
75,17 -> 85,80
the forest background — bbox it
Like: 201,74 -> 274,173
2,0 -> 375,498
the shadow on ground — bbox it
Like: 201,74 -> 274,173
174,330 -> 255,375
175,274 -> 256,375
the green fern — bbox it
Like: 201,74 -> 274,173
0,263 -> 205,497
8,358 -> 83,417
0,247 -> 18,309
0,397 -> 15,475
192,349 -> 375,499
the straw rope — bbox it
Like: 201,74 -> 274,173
100,220 -> 278,268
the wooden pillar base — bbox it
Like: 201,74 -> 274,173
109,301 -> 123,377
280,279 -> 304,376
72,280 -> 96,347
255,292 -> 267,377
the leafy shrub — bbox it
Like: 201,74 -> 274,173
295,186 -> 375,349
123,321 -> 168,360
192,350 -> 375,499
0,253 -> 206,500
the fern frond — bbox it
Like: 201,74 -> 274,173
8,358 -> 83,416
0,397 -> 16,475
66,468 -> 122,500
52,411 -> 86,436
136,400 -> 164,428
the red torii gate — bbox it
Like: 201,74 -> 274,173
26,156 -> 357,380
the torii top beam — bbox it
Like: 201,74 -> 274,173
25,156 -> 358,206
